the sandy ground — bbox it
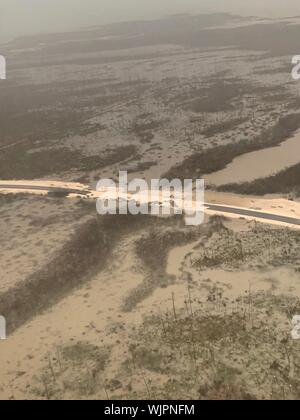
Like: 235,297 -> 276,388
206,190 -> 300,218
2,181 -> 300,230
0,195 -> 91,293
203,191 -> 300,229
0,214 -> 299,399
0,180 -> 89,194
0,232 -> 145,399
2,14 -> 300,399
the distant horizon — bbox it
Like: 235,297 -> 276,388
2,0 -> 300,43
1,12 -> 245,43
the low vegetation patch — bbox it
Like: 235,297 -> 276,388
165,113 -> 300,180
124,291 -> 300,400
218,161 -> 300,197
33,343 -> 110,399
0,144 -> 137,179
0,214 -> 153,333
123,220 -> 221,311
201,117 -> 248,137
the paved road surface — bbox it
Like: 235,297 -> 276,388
0,183 -> 89,195
1,182 -> 300,227
205,203 -> 300,226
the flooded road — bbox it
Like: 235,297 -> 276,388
205,130 -> 300,186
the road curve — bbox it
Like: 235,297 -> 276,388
1,182 -> 300,228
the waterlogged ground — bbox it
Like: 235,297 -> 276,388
0,207 -> 300,399
205,130 -> 300,186
1,14 -> 300,185
1,13 -> 300,400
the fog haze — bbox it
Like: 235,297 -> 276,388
1,0 -> 300,41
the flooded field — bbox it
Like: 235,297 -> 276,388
2,11 -> 300,400
205,130 -> 300,186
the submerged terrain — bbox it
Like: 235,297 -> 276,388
1,13 -> 300,399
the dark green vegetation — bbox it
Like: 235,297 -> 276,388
165,113 -> 300,180
0,144 -> 137,179
130,119 -> 161,144
191,222 -> 300,271
0,107 -> 91,147
0,79 -> 148,147
181,78 -> 254,113
26,219 -> 300,400
0,213 -> 153,333
123,224 -> 197,311
0,80 -> 108,147
123,219 -> 224,311
123,223 -> 300,400
218,161 -> 300,197
0,193 -> 25,207
166,75 -> 286,114
2,14 -> 298,184
127,160 -> 157,174
125,292 -> 300,400
201,117 -> 248,137
81,145 -> 137,172
34,343 -> 110,399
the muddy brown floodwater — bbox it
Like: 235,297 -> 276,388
205,130 -> 300,186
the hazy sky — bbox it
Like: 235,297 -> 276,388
1,0 -> 300,41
